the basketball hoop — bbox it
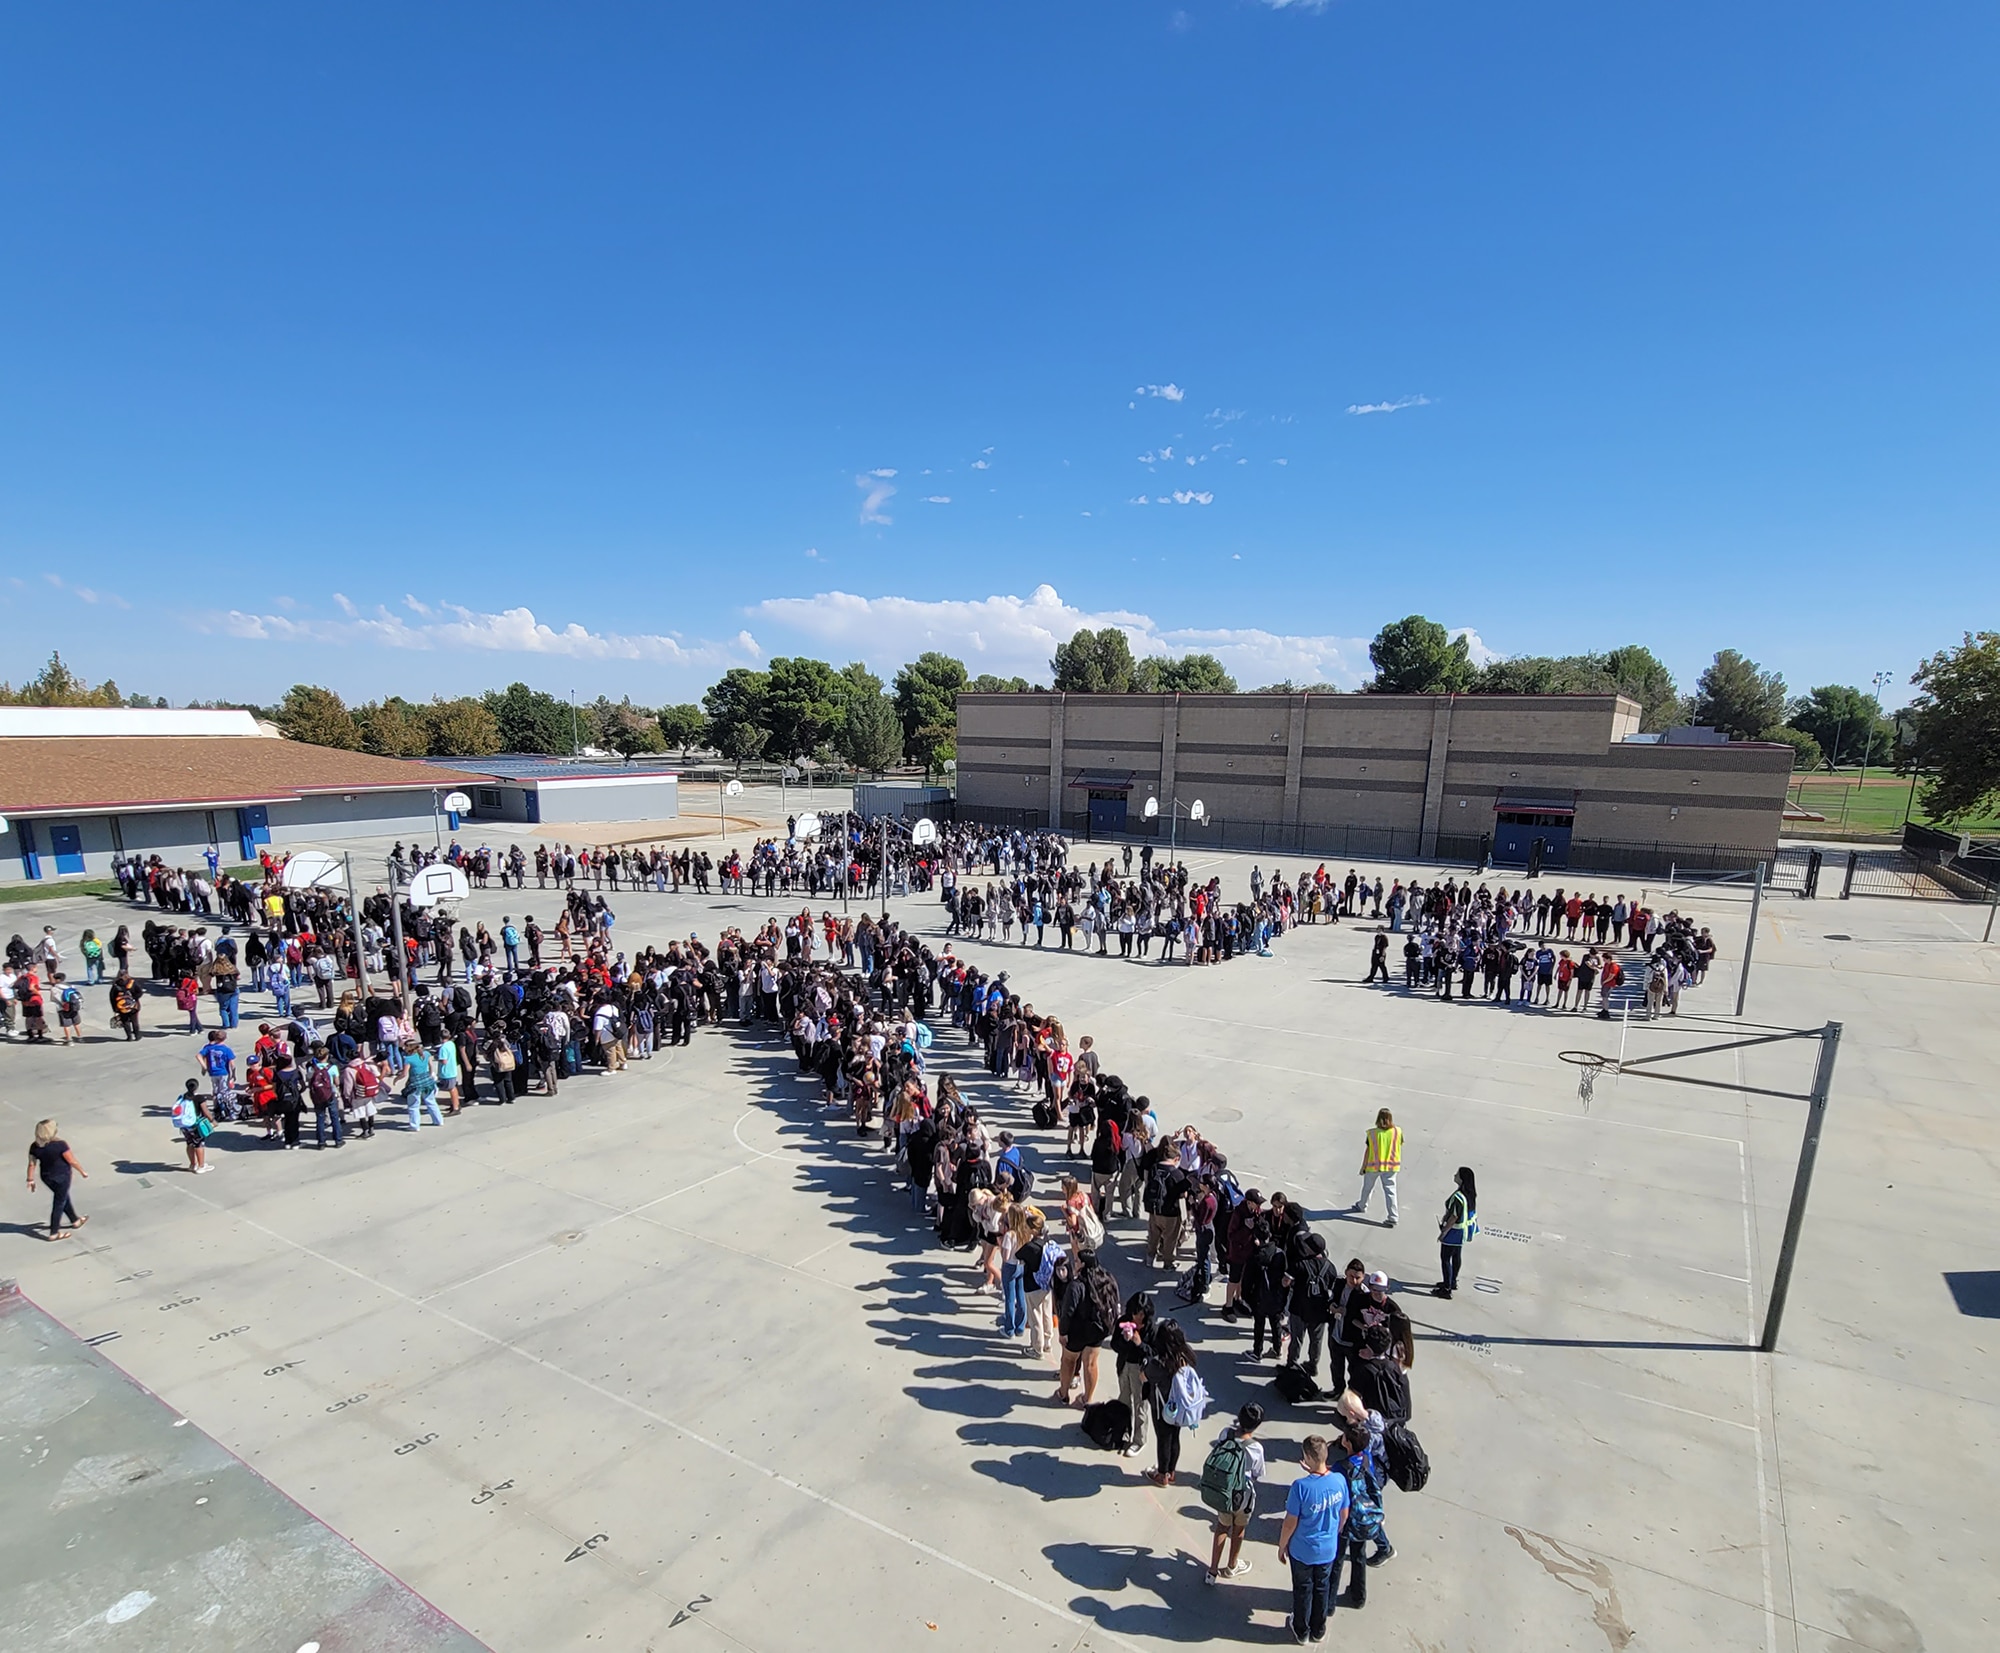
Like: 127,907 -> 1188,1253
1557,1049 -> 1619,1111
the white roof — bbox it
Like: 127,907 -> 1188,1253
0,707 -> 273,738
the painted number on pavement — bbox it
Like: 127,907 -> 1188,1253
564,1534 -> 610,1562
471,1480 -> 515,1505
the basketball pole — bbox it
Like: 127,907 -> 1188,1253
1760,1020 -> 1842,1353
1735,859 -> 1766,1017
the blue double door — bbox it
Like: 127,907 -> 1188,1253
1492,811 -> 1573,869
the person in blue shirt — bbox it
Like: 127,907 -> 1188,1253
199,1032 -> 237,1108
1278,1435 -> 1348,1643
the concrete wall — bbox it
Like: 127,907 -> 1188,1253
956,691 -> 1790,858
1,789 -> 447,886
465,783 -> 535,824
530,775 -> 679,826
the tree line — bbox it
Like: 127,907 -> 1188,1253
5,629 -> 1996,824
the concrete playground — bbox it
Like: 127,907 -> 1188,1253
0,837 -> 1993,1653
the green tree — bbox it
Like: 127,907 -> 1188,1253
1906,632 -> 2000,823
1150,653 -> 1237,694
1050,627 -> 1139,693
275,684 -> 362,749
1367,616 -> 1475,694
969,673 -> 1033,693
1764,726 -> 1824,771
1253,680 -> 1343,694
1471,655 -> 1598,695
0,650 -> 131,707
838,660 -> 883,700
425,696 -> 502,757
481,682 -> 574,753
1600,644 -> 1685,731
1691,650 -> 1788,740
908,723 -> 956,773
591,696 -> 668,758
841,691 -> 904,773
760,657 -> 850,759
703,668 -> 771,768
354,696 -> 430,757
893,651 -> 968,741
1787,684 -> 1894,769
656,703 -> 707,756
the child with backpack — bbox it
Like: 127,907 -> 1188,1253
1143,1319 -> 1208,1487
1202,1403 -> 1267,1583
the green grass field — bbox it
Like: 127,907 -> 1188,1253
1783,771 -> 2000,838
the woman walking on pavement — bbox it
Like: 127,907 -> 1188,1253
27,1119 -> 88,1240
1433,1167 -> 1478,1299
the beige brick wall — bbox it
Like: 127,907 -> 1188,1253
955,692 -> 1790,856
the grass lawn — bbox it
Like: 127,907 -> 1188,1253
0,878 -> 122,904
1783,772 -> 2000,837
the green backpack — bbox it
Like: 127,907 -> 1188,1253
1200,1433 -> 1254,1515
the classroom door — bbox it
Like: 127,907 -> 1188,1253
49,822 -> 84,875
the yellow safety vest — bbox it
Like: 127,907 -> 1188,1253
1363,1126 -> 1403,1173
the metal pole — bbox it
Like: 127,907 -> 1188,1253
432,788 -> 443,856
1761,1021 -> 1843,1352
342,853 -> 371,1000
718,777 -> 725,844
385,857 -> 412,1016
1985,883 -> 1997,944
1735,860 -> 1765,1017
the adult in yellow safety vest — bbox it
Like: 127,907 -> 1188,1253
1350,1108 -> 1402,1226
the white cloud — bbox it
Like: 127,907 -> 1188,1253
751,584 -> 1371,688
856,473 -> 896,524
42,571 -> 131,610
1452,627 -> 1502,667
211,600 -> 759,667
1347,395 -> 1432,416
1273,458 -> 1288,465
403,594 -> 432,616
925,495 -> 952,504
1135,383 -> 1187,402
1207,408 -> 1245,423
1128,495 -> 1151,505
805,547 -> 820,559
1169,489 -> 1214,505
1257,0 -> 1330,10
971,459 -> 990,470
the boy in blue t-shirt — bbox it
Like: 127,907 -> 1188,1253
199,1032 -> 237,1107
1278,1435 -> 1348,1643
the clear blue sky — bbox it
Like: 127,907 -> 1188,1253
2,2 -> 1992,709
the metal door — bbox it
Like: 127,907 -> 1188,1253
1088,794 -> 1127,837
48,823 -> 85,875
1493,811 -> 1572,869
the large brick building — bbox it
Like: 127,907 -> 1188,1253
953,691 -> 1794,875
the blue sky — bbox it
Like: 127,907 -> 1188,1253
2,2 -> 1993,709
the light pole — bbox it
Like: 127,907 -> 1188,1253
569,689 -> 580,757
720,776 -> 742,845
1858,671 -> 1892,788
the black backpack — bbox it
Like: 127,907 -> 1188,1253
1351,1359 -> 1411,1424
1142,1165 -> 1171,1215
1274,1365 -> 1321,1405
1383,1419 -> 1430,1492
1296,1257 -> 1335,1325
1032,1097 -> 1059,1129
1080,1400 -> 1131,1451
